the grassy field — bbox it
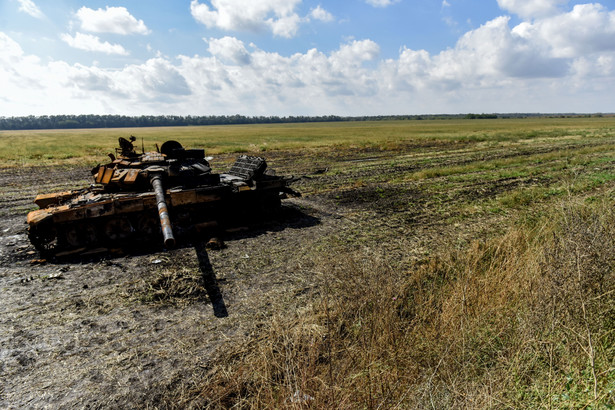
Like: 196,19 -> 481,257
3,118 -> 615,407
1,117 -> 614,167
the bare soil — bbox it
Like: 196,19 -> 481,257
0,164 -> 348,408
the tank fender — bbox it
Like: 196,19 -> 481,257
34,191 -> 76,209
27,209 -> 53,225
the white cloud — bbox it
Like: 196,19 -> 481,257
190,0 -> 304,38
0,33 -> 79,115
571,54 -> 615,80
61,33 -> 129,55
512,4 -> 615,58
17,0 -> 44,19
270,13 -> 302,38
207,36 -> 252,65
389,15 -> 569,95
365,0 -> 400,8
332,40 -> 380,66
115,58 -> 192,98
0,32 -> 26,60
0,30 -> 191,115
76,6 -> 150,35
310,6 -> 334,22
2,0 -> 615,118
497,0 -> 568,19
173,38 -> 384,112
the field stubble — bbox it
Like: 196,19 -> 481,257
1,118 -> 615,407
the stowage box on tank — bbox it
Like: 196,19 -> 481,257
26,137 -> 299,257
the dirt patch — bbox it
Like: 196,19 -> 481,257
327,184 -> 422,214
0,166 -> 344,408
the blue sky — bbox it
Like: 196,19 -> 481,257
1,0 -> 614,116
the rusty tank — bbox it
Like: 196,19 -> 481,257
26,137 -> 299,257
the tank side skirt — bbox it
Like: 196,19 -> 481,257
28,181 -> 285,256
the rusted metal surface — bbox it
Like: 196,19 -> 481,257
150,174 -> 175,249
34,191 -> 75,208
26,138 -> 300,257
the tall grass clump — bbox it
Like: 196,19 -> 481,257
186,196 -> 615,408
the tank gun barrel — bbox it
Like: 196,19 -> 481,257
150,174 -> 175,249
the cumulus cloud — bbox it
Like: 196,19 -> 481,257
497,0 -> 568,19
61,33 -> 129,55
17,0 -> 44,19
2,0 -> 615,117
0,32 -> 25,60
69,66 -> 113,92
76,6 -> 150,35
389,15 -> 569,95
512,4 -> 615,58
332,40 -> 380,66
116,58 -> 192,98
365,0 -> 400,8
207,36 -> 252,65
270,13 -> 302,38
390,5 -> 615,93
178,9 -> 612,113
310,6 -> 334,22
0,30 -> 192,114
173,37 -> 383,112
456,16 -> 567,79
48,58 -> 191,104
190,0 -> 331,38
0,33 -> 75,114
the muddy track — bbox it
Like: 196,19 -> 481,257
0,167 -> 90,218
300,139 -> 608,192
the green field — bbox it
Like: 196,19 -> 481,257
2,117 -> 615,407
2,117 -> 614,167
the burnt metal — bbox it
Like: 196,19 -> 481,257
26,138 -> 300,258
150,174 -> 175,249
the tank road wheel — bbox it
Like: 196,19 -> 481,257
63,223 -> 98,248
28,223 -> 60,255
103,217 -> 133,242
82,223 -> 98,245
64,226 -> 81,248
135,214 -> 159,237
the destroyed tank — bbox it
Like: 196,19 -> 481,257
26,137 -> 299,257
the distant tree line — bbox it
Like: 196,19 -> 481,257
463,113 -> 498,119
0,113 -> 609,130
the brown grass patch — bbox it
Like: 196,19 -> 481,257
177,196 -> 615,408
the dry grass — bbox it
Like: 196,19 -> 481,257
177,195 -> 615,409
126,266 -> 208,306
